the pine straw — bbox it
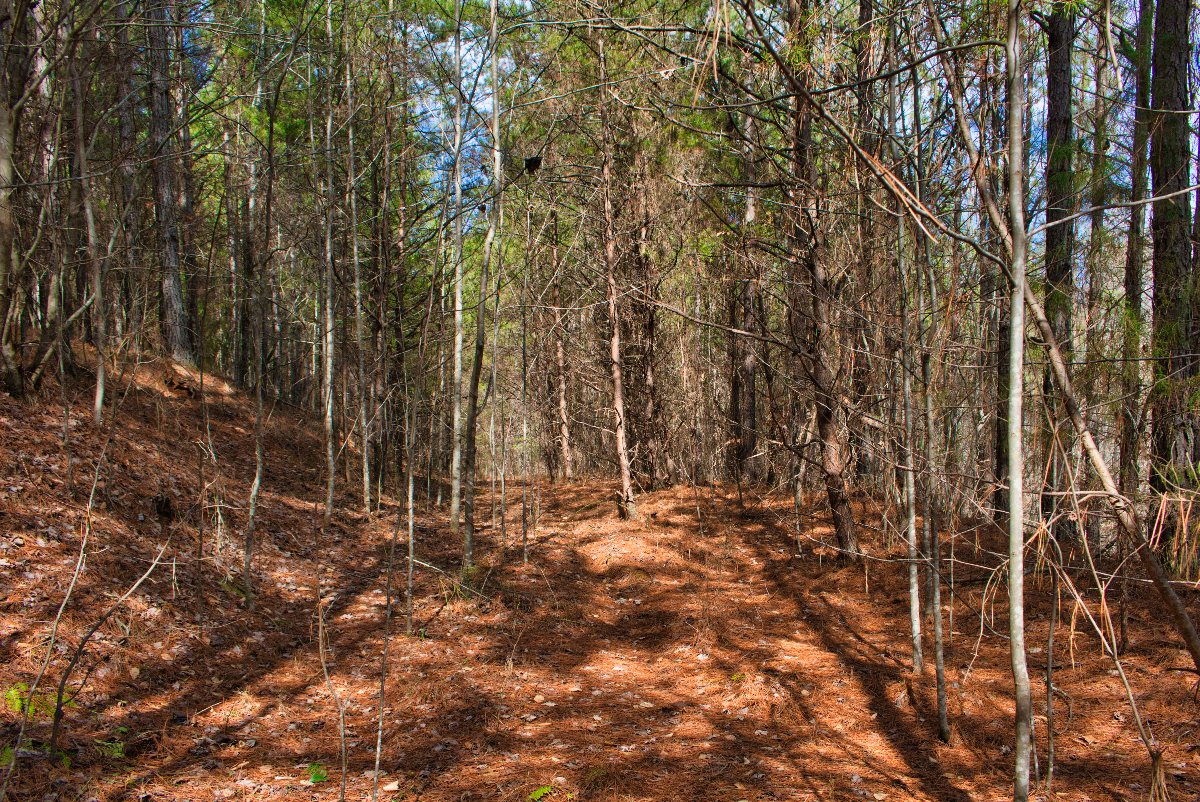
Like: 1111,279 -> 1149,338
2,369 -> 1200,800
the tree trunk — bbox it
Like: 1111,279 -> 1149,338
1080,48 -> 1110,547
448,0 -> 465,535
72,66 -> 104,425
552,213 -> 574,481
599,37 -> 636,519
900,262 -> 923,674
346,46 -> 371,514
1149,0 -> 1198,539
1041,1 -> 1075,541
1005,1 -> 1033,796
461,0 -> 502,562
0,101 -> 21,396
147,0 -> 193,365
321,0 -> 337,526
787,0 -> 857,557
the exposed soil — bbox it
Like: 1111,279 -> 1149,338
3,364 -> 1200,801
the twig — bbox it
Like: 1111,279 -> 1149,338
411,558 -> 491,599
0,377 -> 133,801
49,541 -> 168,754
371,501 -> 404,802
317,592 -> 348,802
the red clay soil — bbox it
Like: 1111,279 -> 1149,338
3,363 -> 1200,801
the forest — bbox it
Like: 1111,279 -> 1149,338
0,0 -> 1199,798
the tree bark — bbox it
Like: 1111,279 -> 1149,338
322,0 -> 337,525
785,0 -> 857,557
346,45 -> 371,514
448,0 -> 465,535
0,0 -> 34,395
1005,2 -> 1033,797
900,260 -> 923,674
552,213 -> 574,481
147,0 -> 193,365
1041,1 -> 1075,541
72,66 -> 104,425
1149,0 -> 1198,536
461,0 -> 503,562
599,37 -> 637,520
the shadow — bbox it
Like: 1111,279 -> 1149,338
6,376 -> 1197,802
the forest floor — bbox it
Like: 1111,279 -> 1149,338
3,362 -> 1200,802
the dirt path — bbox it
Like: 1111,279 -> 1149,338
4,371 -> 1198,801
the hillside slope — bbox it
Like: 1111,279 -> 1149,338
2,364 -> 1199,801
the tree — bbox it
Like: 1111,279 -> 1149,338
0,0 -> 37,395
597,32 -> 637,520
1149,0 -> 1198,539
1004,0 -> 1033,795
147,0 -> 194,365
1040,0 -> 1075,541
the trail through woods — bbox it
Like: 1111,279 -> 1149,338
3,367 -> 1200,801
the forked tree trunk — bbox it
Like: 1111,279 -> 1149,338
461,0 -> 502,563
782,0 -> 857,557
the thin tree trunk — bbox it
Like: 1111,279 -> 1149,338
72,67 -> 104,426
461,0 -> 502,564
598,37 -> 637,520
1004,2 -> 1033,796
521,206 -> 531,561
0,100 -> 20,395
0,0 -> 31,397
113,0 -> 138,349
448,0 -> 465,536
900,265 -> 923,675
346,44 -> 371,514
920,253 -> 951,743
1081,48 -> 1111,547
552,213 -> 573,481
225,127 -> 247,386
783,0 -> 857,557
322,0 -> 337,526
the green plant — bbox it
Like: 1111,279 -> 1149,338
528,785 -> 554,801
4,683 -> 25,713
730,672 -> 746,683
219,575 -> 248,600
581,765 -> 611,792
94,739 -> 126,760
307,762 -> 329,784
4,683 -> 63,718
